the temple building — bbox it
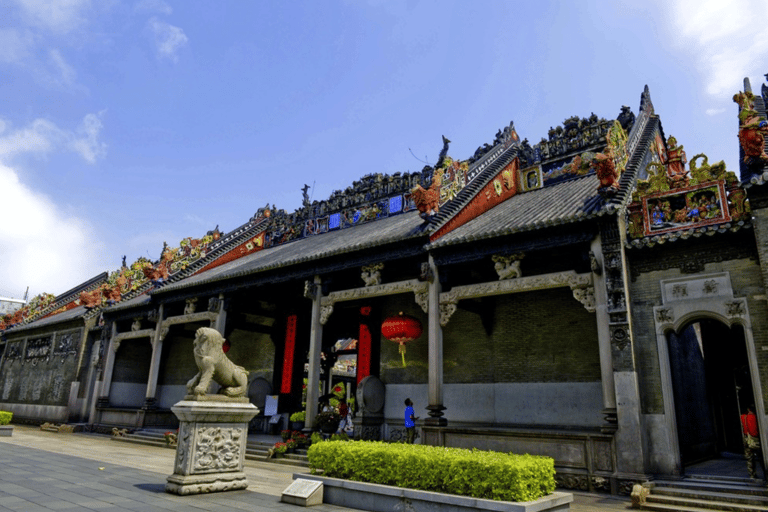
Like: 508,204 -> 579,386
3,76 -> 768,495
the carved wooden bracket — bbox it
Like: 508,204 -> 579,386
439,271 -> 593,326
319,279 -> 429,325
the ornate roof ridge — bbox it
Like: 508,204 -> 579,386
426,142 -> 521,234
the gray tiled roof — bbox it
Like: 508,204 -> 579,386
154,210 -> 427,294
102,293 -> 152,313
429,174 -> 604,248
4,305 -> 88,334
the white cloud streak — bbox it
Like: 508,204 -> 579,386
0,113 -> 106,163
12,0 -> 91,35
148,16 -> 188,62
670,0 -> 768,97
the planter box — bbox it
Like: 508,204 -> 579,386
293,474 -> 573,512
0,426 -> 13,437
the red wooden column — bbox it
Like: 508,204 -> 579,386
280,314 -> 298,394
357,306 -> 372,385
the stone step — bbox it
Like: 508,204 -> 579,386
642,503 -> 765,512
650,479 -> 768,497
644,493 -> 768,512
111,430 -> 310,467
653,486 -> 768,503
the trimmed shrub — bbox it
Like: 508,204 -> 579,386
0,411 -> 12,425
308,441 -> 555,502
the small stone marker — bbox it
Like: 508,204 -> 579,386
281,479 -> 323,507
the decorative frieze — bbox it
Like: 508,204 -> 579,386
438,270 -> 593,326
320,279 -> 429,325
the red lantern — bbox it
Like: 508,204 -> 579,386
381,312 -> 422,367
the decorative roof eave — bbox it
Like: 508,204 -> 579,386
76,218 -> 269,320
736,77 -> 768,187
2,305 -> 90,335
0,272 -> 108,331
626,220 -> 753,249
151,211 -> 428,297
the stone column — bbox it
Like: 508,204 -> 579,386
590,235 -> 618,429
98,321 -> 119,404
213,294 -> 227,336
144,305 -> 165,409
600,219 -> 646,487
426,255 -> 446,426
304,276 -> 323,431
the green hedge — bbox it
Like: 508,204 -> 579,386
0,411 -> 12,425
308,441 -> 555,502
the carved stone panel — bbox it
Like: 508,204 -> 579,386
25,337 -> 52,366
193,426 -> 244,473
53,331 -> 80,361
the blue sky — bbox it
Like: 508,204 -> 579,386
1,0 -> 767,298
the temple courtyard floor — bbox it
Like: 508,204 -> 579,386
0,425 -> 631,511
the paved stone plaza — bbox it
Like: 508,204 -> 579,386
0,426 -> 631,511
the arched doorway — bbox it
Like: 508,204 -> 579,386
667,318 -> 752,466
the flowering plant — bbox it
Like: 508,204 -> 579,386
273,442 -> 287,454
164,431 -> 178,446
285,439 -> 298,450
281,429 -> 292,440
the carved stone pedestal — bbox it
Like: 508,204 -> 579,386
165,399 -> 259,495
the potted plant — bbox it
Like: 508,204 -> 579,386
285,439 -> 298,453
313,410 -> 342,434
163,431 -> 178,446
272,442 -> 287,458
292,431 -> 308,448
289,411 -> 306,431
280,429 -> 292,441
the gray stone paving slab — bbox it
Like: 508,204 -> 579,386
0,425 -> 633,511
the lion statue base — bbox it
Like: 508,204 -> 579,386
186,327 -> 249,399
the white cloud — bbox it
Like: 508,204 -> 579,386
148,16 -> 188,62
69,112 -> 107,163
13,0 -> 91,35
670,0 -> 768,97
705,108 -> 726,116
0,163 -> 109,295
0,112 -> 106,163
47,48 -> 78,88
0,29 -> 34,63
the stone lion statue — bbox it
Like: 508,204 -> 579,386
186,327 -> 248,398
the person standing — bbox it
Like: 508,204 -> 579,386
404,398 -> 419,444
741,405 -> 765,479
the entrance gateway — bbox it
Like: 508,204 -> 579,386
654,272 -> 765,474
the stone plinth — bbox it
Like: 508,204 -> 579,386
165,399 -> 259,495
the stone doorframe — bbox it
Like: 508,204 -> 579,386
653,272 -> 766,472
